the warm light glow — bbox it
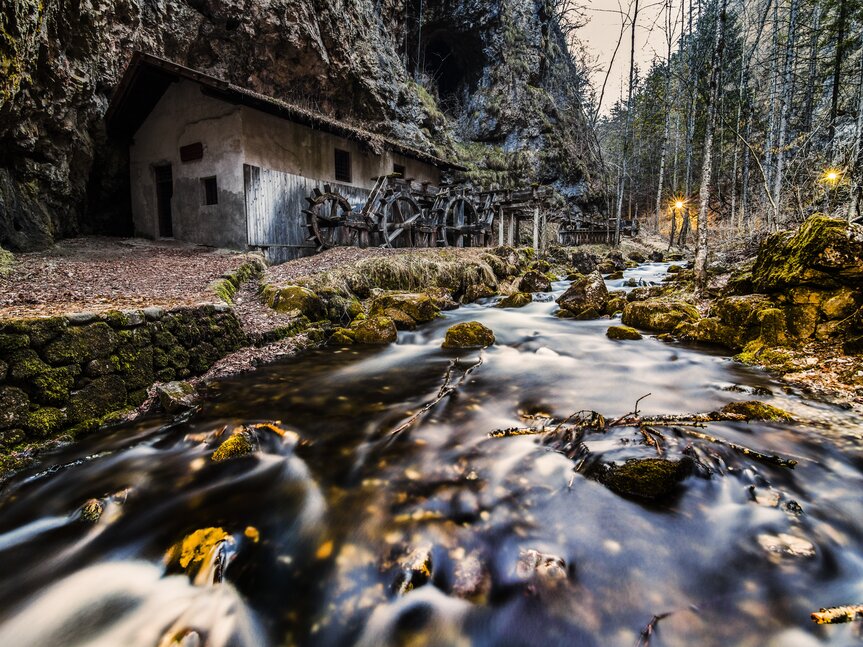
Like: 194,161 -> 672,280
675,200 -> 684,209
823,168 -> 842,184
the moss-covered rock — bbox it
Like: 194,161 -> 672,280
497,292 -> 532,308
265,285 -> 326,319
442,321 -> 495,348
370,293 -> 439,324
674,317 -> 739,348
596,457 -> 692,501
327,328 -> 356,346
67,375 -> 127,424
606,271 -> 624,280
316,287 -> 363,325
165,527 -> 233,577
42,322 -> 118,365
212,432 -> 254,462
349,316 -> 398,344
0,333 -> 29,354
111,345 -> 154,391
25,407 -> 66,438
720,400 -> 794,422
0,317 -> 67,347
570,250 -> 597,274
156,381 -> 199,413
557,270 -> 608,315
517,270 -> 552,293
606,325 -> 642,340
605,296 -> 627,316
751,215 -> 863,291
821,288 -> 858,320
622,298 -> 700,333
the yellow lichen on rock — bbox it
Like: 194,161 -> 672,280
165,527 -> 231,571
211,431 -> 254,462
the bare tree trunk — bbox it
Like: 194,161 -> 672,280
668,206 -> 677,251
617,0 -> 640,246
655,0 -> 674,233
695,0 -> 728,295
741,117 -> 752,229
763,0 -> 780,226
771,0 -> 799,230
801,4 -> 821,134
849,52 -> 863,222
828,0 -> 849,155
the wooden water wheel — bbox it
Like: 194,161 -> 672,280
303,185 -> 351,251
439,196 -> 488,247
380,192 -> 424,248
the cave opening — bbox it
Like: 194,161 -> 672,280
419,29 -> 483,114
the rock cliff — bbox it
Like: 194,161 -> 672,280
0,0 -> 601,250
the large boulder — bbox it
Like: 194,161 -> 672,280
622,298 -> 699,333
497,292 -> 533,308
557,270 -> 608,317
517,271 -> 552,293
751,215 -> 863,291
595,457 -> 693,501
442,321 -> 495,349
264,285 -> 326,320
570,250 -> 597,275
349,316 -> 398,344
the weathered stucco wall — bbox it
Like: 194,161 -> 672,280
130,81 -> 248,249
0,305 -> 246,463
241,108 -> 441,188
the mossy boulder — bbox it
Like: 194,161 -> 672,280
621,298 -> 699,333
674,317 -> 739,348
479,252 -> 515,279
442,321 -> 495,349
349,316 -> 398,344
327,328 -> 356,346
597,457 -> 692,501
821,288 -> 858,320
111,344 -> 154,391
517,271 -> 552,293
0,333 -> 29,354
266,285 -> 326,319
606,271 -> 624,280
370,293 -> 439,324
605,297 -> 627,315
25,407 -> 66,438
43,322 -> 118,365
606,325 -> 643,340
720,400 -> 793,422
156,381 -> 199,413
0,317 -> 67,347
497,292 -> 533,308
751,215 -> 863,291
316,287 -> 363,325
557,271 -> 608,315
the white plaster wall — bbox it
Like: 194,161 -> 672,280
240,108 -> 441,189
129,81 -> 248,248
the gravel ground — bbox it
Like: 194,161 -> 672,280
0,237 -> 249,319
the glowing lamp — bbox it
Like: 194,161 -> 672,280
675,200 -> 684,209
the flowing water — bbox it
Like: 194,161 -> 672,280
1,263 -> 862,647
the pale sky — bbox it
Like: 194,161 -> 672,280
579,0 -> 681,114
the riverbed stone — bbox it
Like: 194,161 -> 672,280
622,298 -> 699,332
557,270 -> 608,316
350,315 -> 398,344
370,292 -> 439,324
597,457 -> 692,501
719,400 -> 794,422
212,432 -> 254,462
516,548 -> 568,583
606,325 -> 642,340
517,270 -> 552,293
157,381 -> 199,413
497,292 -> 532,308
266,285 -> 327,320
442,321 -> 495,348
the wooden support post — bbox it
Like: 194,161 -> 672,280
533,206 -> 540,253
541,212 -> 547,251
508,214 -> 515,246
498,206 -> 504,245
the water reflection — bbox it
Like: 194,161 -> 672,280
0,263 -> 861,647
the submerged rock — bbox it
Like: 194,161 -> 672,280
497,292 -> 532,308
557,270 -> 608,317
80,498 -> 103,523
606,325 -> 642,340
596,457 -> 692,501
622,298 -> 699,332
165,527 -> 234,581
212,431 -> 254,462
516,548 -> 568,583
517,271 -> 552,293
442,322 -> 495,349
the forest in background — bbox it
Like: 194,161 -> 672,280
591,0 -> 863,256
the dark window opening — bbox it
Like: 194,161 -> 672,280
202,176 -> 218,205
180,142 -> 204,162
334,149 -> 352,183
393,163 -> 406,177
154,164 -> 173,238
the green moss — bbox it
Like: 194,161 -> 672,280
606,325 -> 642,340
111,345 -> 154,390
327,328 -> 356,346
43,322 -> 118,365
370,293 -> 439,323
0,333 -> 29,354
597,458 -> 691,501
266,285 -> 326,319
349,316 -> 397,345
442,321 -> 495,349
720,400 -> 794,422
24,407 -> 66,438
517,271 -> 552,293
212,432 -> 254,462
622,299 -> 700,333
66,375 -> 127,424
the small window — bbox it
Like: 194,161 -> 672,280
334,148 -> 352,183
201,176 -> 218,205
393,163 -> 406,177
180,142 -> 204,162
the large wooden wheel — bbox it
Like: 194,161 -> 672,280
440,196 -> 487,247
380,193 -> 423,248
303,185 -> 351,251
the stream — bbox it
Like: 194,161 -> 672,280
1,262 -> 862,647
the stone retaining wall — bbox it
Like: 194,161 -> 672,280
0,305 -> 246,453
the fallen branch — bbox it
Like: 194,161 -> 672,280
811,605 -> 863,625
389,355 -> 484,439
488,427 -> 545,438
635,611 -> 673,647
663,426 -> 797,469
